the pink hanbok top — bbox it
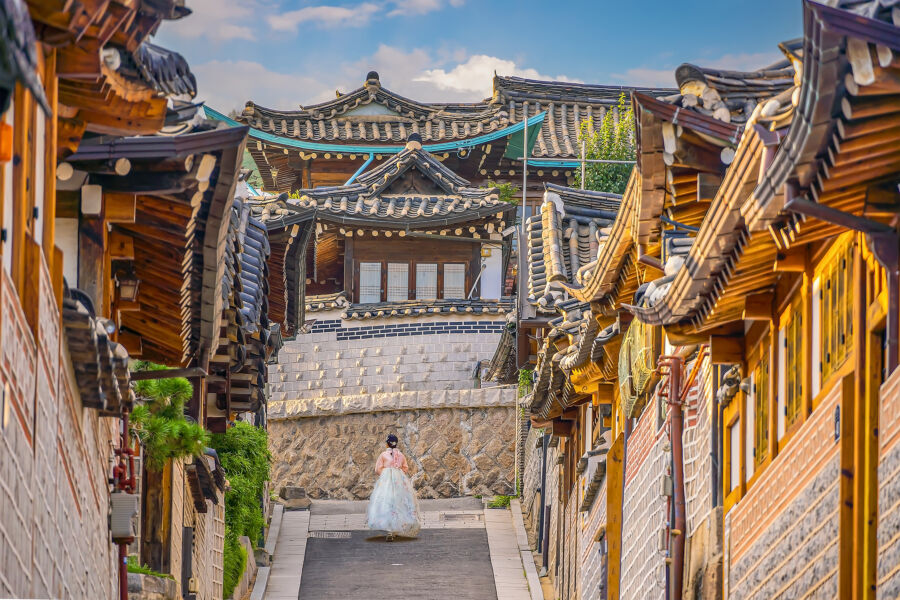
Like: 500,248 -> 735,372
375,449 -> 408,475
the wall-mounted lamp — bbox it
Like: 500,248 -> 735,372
115,272 -> 140,302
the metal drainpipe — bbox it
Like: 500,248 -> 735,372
661,355 -> 686,600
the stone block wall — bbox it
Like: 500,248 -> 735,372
620,407 -> 669,600
725,380 -> 843,600
683,356 -> 713,536
0,262 -> 119,599
877,367 -> 900,599
268,312 -> 517,499
270,406 -> 516,499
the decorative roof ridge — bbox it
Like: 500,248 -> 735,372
494,75 -> 676,100
242,79 -> 498,123
633,91 -> 744,144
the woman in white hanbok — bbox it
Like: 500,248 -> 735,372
366,434 -> 422,540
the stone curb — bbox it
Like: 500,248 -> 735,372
511,499 -> 543,600
248,567 -> 269,600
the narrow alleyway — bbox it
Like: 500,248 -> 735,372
263,498 -> 538,600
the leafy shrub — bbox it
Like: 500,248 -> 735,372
211,422 -> 271,599
129,362 -> 209,471
488,495 -> 512,508
126,555 -> 172,580
575,93 -> 635,195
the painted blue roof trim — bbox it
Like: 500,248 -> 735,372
204,106 -> 547,154
527,159 -> 581,168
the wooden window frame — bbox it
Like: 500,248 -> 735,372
723,406 -> 742,514
352,258 -> 471,303
816,234 -> 856,400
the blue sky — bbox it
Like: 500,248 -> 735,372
155,0 -> 801,113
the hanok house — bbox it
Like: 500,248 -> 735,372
255,135 -> 520,500
506,2 -> 900,600
64,117 -> 293,599
0,1 -> 242,598
209,71 -> 672,213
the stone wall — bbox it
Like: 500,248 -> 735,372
268,312 -> 517,499
0,262 -> 119,598
725,380 -> 843,600
878,367 -> 900,599
270,406 -> 516,499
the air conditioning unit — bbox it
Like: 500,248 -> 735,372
110,491 -> 138,543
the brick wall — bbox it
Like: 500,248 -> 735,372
521,425 -> 545,548
683,356 -> 713,536
877,367 -> 900,598
620,407 -> 669,600
0,262 -> 119,599
581,479 -> 608,599
726,381 -> 843,599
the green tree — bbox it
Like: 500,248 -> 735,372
129,362 -> 210,471
574,93 -> 635,195
211,421 -> 271,599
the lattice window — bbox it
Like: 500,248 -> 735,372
415,263 -> 437,299
443,263 -> 466,298
784,299 -> 803,428
753,344 -> 770,466
386,262 -> 408,301
820,238 -> 854,382
359,262 -> 381,303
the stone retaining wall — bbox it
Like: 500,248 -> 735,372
268,312 -> 517,499
269,406 -> 515,499
878,367 -> 900,599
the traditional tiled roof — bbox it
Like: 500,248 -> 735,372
241,71 -> 508,143
342,298 -> 513,320
527,183 -> 622,312
485,313 -> 517,383
1,0 -> 50,114
253,142 -> 515,229
628,0 -> 900,332
306,291 -> 350,312
130,42 -> 197,97
494,76 -> 675,159
238,71 -> 674,158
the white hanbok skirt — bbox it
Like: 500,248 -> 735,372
366,467 -> 422,537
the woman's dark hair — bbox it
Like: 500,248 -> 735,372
386,434 -> 398,448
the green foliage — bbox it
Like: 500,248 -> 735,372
518,368 -> 533,398
574,93 -> 635,195
129,362 -> 209,471
484,180 -> 520,204
222,536 -> 247,600
211,422 -> 271,599
488,495 -> 512,508
126,555 -> 173,580
241,151 -> 264,191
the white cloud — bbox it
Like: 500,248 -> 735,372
192,60 -> 331,113
387,0 -> 464,16
416,54 -> 581,97
160,0 -> 257,42
194,46 -> 580,113
267,3 -> 380,31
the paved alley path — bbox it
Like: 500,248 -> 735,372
263,498 -> 537,600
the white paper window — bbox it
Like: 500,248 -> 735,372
416,263 -> 437,299
359,262 -> 381,303
730,420 -> 741,492
812,277 -> 821,398
33,111 -> 45,246
387,263 -> 409,301
443,263 -> 466,299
